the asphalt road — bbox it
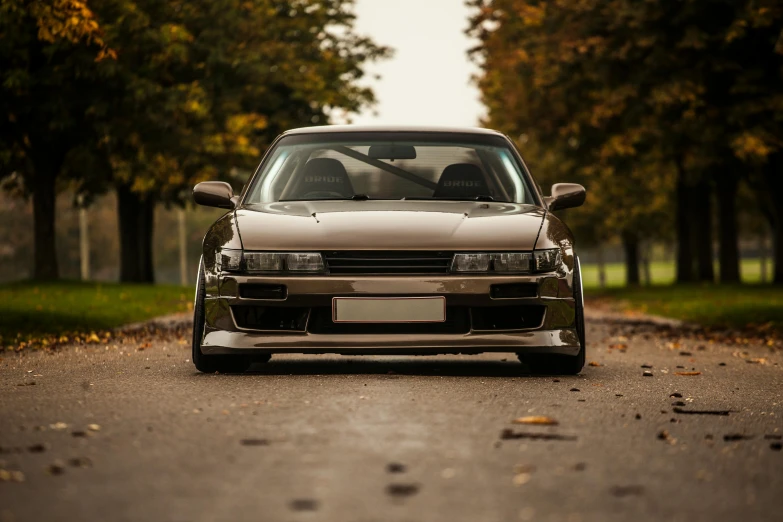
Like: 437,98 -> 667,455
1,311 -> 782,522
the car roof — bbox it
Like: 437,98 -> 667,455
282,125 -> 506,137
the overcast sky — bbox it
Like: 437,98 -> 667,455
348,0 -> 485,127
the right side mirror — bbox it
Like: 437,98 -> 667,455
193,181 -> 235,209
547,183 -> 585,211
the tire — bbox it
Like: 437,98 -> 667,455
519,256 -> 586,375
192,258 -> 256,374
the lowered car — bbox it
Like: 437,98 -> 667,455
192,126 -> 586,374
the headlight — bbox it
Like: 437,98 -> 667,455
451,253 -> 491,272
218,249 -> 243,272
216,250 -> 324,273
286,253 -> 324,272
533,248 -> 562,272
245,253 -> 284,272
493,253 -> 532,272
451,253 -> 531,273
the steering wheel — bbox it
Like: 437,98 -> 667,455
301,190 -> 349,199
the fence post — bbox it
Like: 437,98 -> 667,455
78,194 -> 90,281
178,207 -> 188,285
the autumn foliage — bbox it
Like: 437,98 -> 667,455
468,0 -> 783,284
1,0 -> 389,281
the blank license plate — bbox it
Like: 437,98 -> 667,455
332,297 -> 446,323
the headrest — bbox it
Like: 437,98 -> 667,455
295,158 -> 354,197
433,163 -> 489,198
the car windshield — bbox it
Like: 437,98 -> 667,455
243,133 -> 537,204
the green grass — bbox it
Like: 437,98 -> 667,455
587,284 -> 783,333
581,258 -> 771,288
0,281 -> 194,345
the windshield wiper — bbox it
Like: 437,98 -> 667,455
279,194 -> 372,202
402,195 -> 503,202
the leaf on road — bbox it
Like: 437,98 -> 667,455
68,457 -> 93,468
588,361 -> 602,367
657,430 -> 676,445
672,407 -> 730,416
87,424 -> 101,432
240,438 -> 269,446
386,483 -> 420,498
723,434 -> 753,441
675,371 -> 701,376
387,463 -> 406,473
47,461 -> 66,475
610,485 -> 645,497
0,469 -> 25,482
500,429 -> 576,441
289,499 -> 319,511
512,416 -> 559,426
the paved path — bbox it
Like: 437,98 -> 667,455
1,312 -> 781,522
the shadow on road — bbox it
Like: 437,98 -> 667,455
204,357 -> 589,379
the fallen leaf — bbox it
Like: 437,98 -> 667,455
512,416 -> 559,426
723,434 -> 752,442
386,483 -> 420,497
387,463 -> 406,473
289,499 -> 319,511
610,485 -> 645,497
588,361 -> 601,367
87,424 -> 101,432
68,457 -> 92,468
500,429 -> 576,441
47,461 -> 66,475
675,371 -> 701,376
240,438 -> 269,446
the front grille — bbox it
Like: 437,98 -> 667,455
232,306 -> 308,331
323,251 -> 453,275
471,305 -> 546,331
307,306 -> 470,334
239,283 -> 287,300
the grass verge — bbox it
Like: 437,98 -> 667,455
587,284 -> 783,334
1,281 -> 193,347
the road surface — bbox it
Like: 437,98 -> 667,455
1,311 -> 782,522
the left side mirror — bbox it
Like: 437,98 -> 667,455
193,181 -> 235,209
547,183 -> 585,211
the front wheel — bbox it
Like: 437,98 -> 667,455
192,259 -> 255,374
518,256 -> 586,375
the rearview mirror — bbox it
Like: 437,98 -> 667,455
368,144 -> 417,160
193,181 -> 235,209
546,183 -> 585,211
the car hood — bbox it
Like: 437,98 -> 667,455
235,200 -> 546,251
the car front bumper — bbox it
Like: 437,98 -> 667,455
201,273 -> 579,356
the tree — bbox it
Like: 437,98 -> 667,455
0,0 -> 112,279
85,0 -> 390,282
468,0 -> 783,284
2,0 -> 390,282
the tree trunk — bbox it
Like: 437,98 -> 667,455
675,158 -> 694,283
117,184 -> 155,283
31,154 -> 63,280
622,231 -> 640,286
692,179 -> 715,282
715,174 -> 740,283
